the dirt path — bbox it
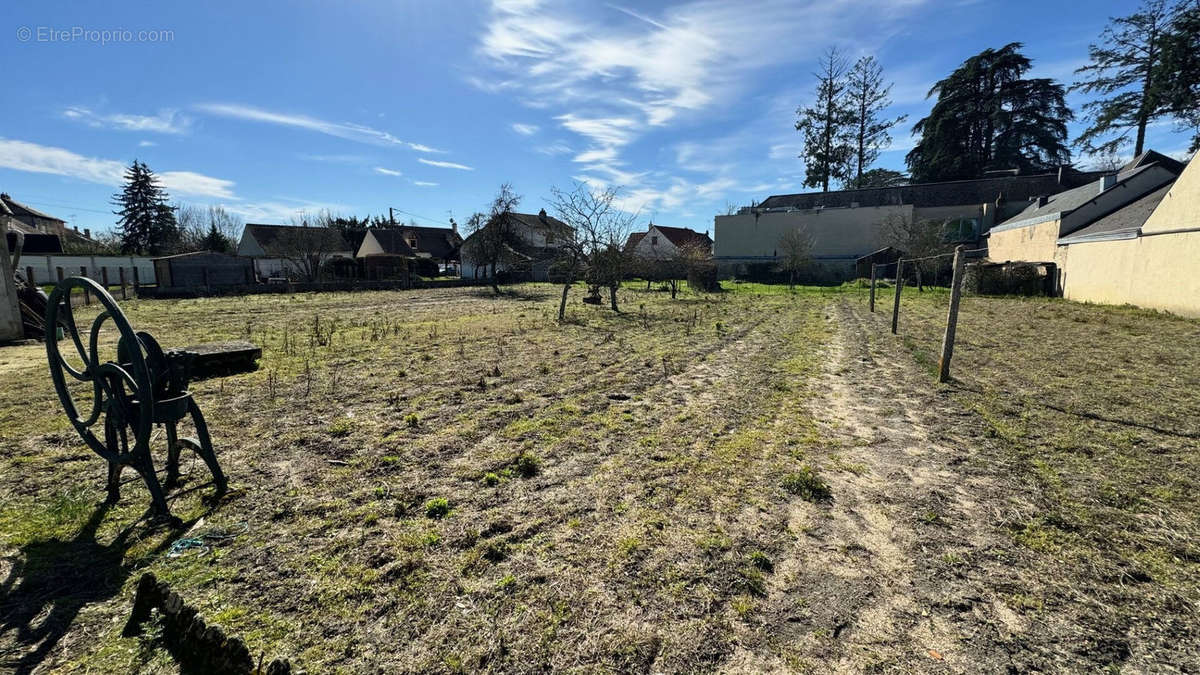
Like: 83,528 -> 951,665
742,296 -> 1042,672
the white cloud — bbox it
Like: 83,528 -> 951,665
475,0 -> 928,218
413,181 -> 439,187
511,123 -> 540,135
138,140 -> 157,147
220,199 -> 353,223
159,171 -> 236,199
63,106 -> 192,134
535,142 -> 572,156
417,158 -> 474,171
374,166 -> 403,176
0,138 -> 235,199
196,103 -> 446,153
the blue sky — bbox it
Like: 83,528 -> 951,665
1,0 -> 1193,236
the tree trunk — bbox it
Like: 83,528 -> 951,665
1135,29 -> 1158,157
670,279 -> 678,299
609,285 -> 619,312
490,261 -> 499,294
558,283 -> 570,321
789,269 -> 795,290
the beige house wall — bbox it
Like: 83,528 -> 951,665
1057,158 -> 1200,317
1060,233 -> 1200,318
714,204 -> 912,259
987,218 -> 1061,262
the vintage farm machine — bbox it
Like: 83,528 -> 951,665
45,277 -> 228,523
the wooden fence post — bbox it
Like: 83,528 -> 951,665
81,266 -> 91,305
891,259 -> 904,335
119,268 -> 128,299
868,263 -> 877,313
937,245 -> 966,383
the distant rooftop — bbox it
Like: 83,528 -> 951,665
751,168 -> 1107,212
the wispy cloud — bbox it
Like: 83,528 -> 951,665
62,106 -> 192,134
511,123 -> 540,135
374,166 -> 403,176
196,103 -> 446,154
0,138 -> 235,198
417,158 -> 474,171
138,140 -> 157,147
299,153 -> 368,164
220,199 -> 354,223
413,181 -> 439,187
475,0 -> 927,214
535,142 -> 572,156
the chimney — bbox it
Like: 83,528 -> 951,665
84,228 -> 91,239
449,217 -> 458,235
1098,174 -> 1116,194
73,225 -> 80,233
538,208 -> 547,218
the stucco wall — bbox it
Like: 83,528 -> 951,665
1060,232 -> 1200,317
1141,159 -> 1200,234
18,254 -> 157,286
714,205 -> 912,260
986,218 -> 1061,262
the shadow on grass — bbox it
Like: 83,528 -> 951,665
467,286 -> 554,303
0,502 -> 198,674
952,382 -> 1200,440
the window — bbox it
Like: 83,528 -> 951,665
651,235 -> 658,245
943,217 -> 979,242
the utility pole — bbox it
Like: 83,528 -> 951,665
389,208 -> 396,228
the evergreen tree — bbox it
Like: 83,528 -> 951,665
1154,1 -> 1200,151
906,43 -> 1072,182
200,223 -> 232,252
1072,0 -> 1178,156
796,47 -> 855,192
845,56 -> 907,187
112,160 -> 178,255
845,168 -> 909,189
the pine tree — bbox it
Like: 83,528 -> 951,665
845,56 -> 907,187
200,223 -> 232,252
796,47 -> 855,192
1072,0 -> 1178,157
112,160 -> 178,255
906,43 -> 1072,182
1154,1 -> 1200,151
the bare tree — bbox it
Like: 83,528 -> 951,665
546,182 -> 637,318
463,184 -> 523,294
881,213 -> 953,289
776,226 -> 815,289
273,211 -> 345,282
175,204 -> 244,253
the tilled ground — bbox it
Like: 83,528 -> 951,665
0,284 -> 1197,673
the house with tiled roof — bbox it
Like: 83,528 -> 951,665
237,223 -> 363,280
625,224 -> 712,260
460,209 -> 573,281
988,151 -> 1184,264
357,225 -> 463,268
713,167 -> 1105,281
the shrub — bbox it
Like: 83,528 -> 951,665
405,413 -> 420,428
511,451 -> 540,478
782,466 -> 832,502
748,551 -> 774,573
483,472 -> 501,486
424,497 -> 451,519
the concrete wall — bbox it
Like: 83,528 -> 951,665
18,254 -> 157,287
987,217 -> 1062,263
714,204 -> 912,260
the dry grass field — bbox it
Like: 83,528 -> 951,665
0,282 -> 1197,673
